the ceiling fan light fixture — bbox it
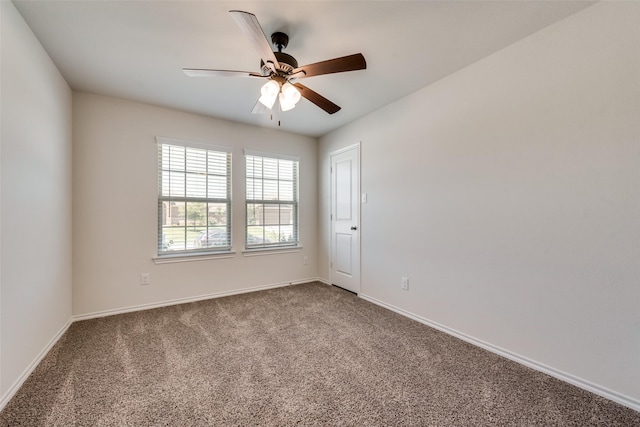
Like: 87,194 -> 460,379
279,93 -> 296,111
281,82 -> 301,105
259,80 -> 279,108
279,82 -> 301,112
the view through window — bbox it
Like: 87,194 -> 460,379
245,153 -> 299,249
157,139 -> 231,255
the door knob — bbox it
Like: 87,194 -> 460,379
351,226 -> 358,231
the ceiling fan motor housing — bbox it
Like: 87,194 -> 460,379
260,52 -> 298,75
275,52 -> 298,70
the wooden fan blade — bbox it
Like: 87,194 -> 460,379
183,69 -> 264,78
229,10 -> 280,70
292,53 -> 366,79
293,83 -> 341,114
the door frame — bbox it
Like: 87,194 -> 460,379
329,142 -> 361,294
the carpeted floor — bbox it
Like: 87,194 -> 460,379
1,282 -> 638,426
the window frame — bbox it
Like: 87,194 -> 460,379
156,137 -> 232,257
244,150 -> 300,251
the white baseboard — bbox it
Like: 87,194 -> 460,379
8,281 -> 635,415
0,319 -> 72,412
72,278 -> 323,321
359,293 -> 640,413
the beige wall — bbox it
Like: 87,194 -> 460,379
0,0 -> 73,399
4,0 -> 639,413
72,93 -> 318,316
319,2 -> 640,406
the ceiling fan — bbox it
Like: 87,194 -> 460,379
183,10 -> 366,115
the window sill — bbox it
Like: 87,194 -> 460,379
242,246 -> 302,257
152,251 -> 236,264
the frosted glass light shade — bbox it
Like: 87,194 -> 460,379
281,82 -> 301,104
279,93 -> 296,111
279,82 -> 301,112
259,80 -> 279,109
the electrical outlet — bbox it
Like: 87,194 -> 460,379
141,273 -> 150,285
303,256 -> 309,265
401,277 -> 409,290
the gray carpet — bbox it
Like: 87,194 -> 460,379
1,282 -> 638,426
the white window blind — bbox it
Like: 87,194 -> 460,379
245,154 -> 299,249
157,140 -> 231,255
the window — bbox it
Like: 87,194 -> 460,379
157,138 -> 231,255
245,152 -> 299,249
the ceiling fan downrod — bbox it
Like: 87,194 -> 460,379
271,32 -> 289,52
269,32 -> 298,72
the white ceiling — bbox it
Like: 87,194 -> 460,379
13,0 -> 593,137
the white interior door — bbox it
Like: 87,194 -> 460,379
330,145 -> 360,294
